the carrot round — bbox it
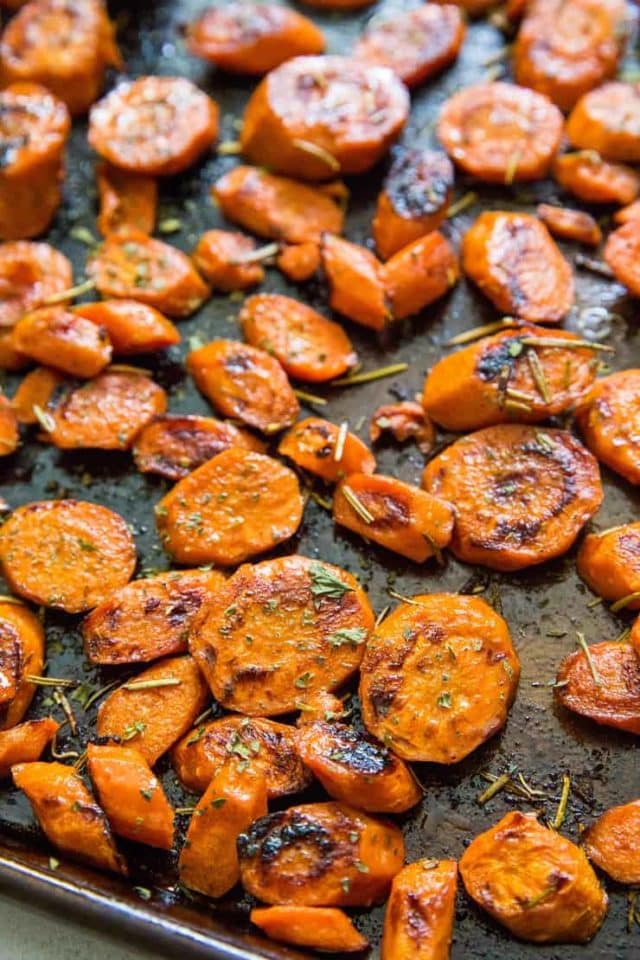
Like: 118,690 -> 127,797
583,799 -> 640,884
96,164 -> 157,238
192,230 -> 265,292
74,300 -> 179,355
0,332 -> 28,372
555,640 -> 640,735
554,152 -> 640,205
383,231 -> 459,320
11,306 -> 112,378
250,906 -> 368,953
566,82 -> 640,163
0,615 -> 20,709
0,242 -> 72,328
276,242 -> 321,283
577,524 -> 640,610
381,860 -> 458,960
604,221 -> 640,297
0,600 -> 44,730
614,200 -> 640,225
0,393 -> 19,457
536,204 -> 602,246
190,555 -> 374,716
321,234 -> 388,331
278,417 -> 376,483
576,369 -> 640,483
370,402 -> 435,454
296,689 -> 346,725
0,718 -> 58,778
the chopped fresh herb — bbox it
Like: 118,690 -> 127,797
328,627 -> 367,648
354,860 -> 370,873
294,671 -> 314,689
133,886 -> 152,901
48,857 -> 60,870
140,788 -> 154,801
121,720 -> 147,741
309,563 -> 354,601
437,692 -> 453,709
211,798 -> 227,809
186,725 -> 206,746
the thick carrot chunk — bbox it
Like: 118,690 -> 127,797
0,393 -> 19,457
576,369 -> 640,483
536,204 -> 601,246
554,152 -> 640,205
604,222 -> 640,297
383,232 -> 459,320
278,417 -> 376,483
96,163 -> 157,237
382,860 -> 457,960
0,718 -> 58,778
251,906 -> 368,953
74,301 -> 179,355
566,82 -> 640,163
0,601 -> 44,730
322,234 -> 388,331
0,242 -> 72,328
555,640 -> 640,734
192,230 -> 265,292
577,523 -> 640,610
11,306 -> 112,378
583,799 -> 640,884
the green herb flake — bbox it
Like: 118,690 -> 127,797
437,692 -> 453,709
327,627 -> 367,648
294,671 -> 314,689
309,563 -> 354,601
134,887 -> 152,902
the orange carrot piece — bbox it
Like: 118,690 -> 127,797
614,200 -> 640,225
576,369 -> 640,482
276,242 -> 321,283
192,230 -> 265,292
577,523 -> 640,609
74,300 -> 179,355
0,601 -> 44,730
555,640 -> 640,735
11,306 -> 112,378
96,163 -> 157,237
251,906 -> 368,953
0,393 -> 19,457
381,860 -> 458,960
0,718 -> 58,778
0,331 -> 29,371
604,222 -> 640,297
12,366 -> 67,425
536,204 -> 602,246
554,152 -> 640,205
278,417 -> 376,483
583,799 -> 640,884
0,618 -> 20,708
370,402 -> 435,454
566,82 -> 640,163
383,232 -> 459,320
322,233 -> 388,331
0,241 -> 72,329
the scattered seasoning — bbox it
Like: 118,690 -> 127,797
25,674 -> 76,688
217,140 -> 242,155
340,877 -> 351,893
354,860 -> 369,873
121,720 -> 147,741
32,404 -> 55,433
310,490 -> 332,511
48,857 -> 60,870
333,421 -> 349,463
230,242 -> 279,265
615,626 -> 631,644
294,671 -> 314,689
574,253 -> 614,278
586,596 -> 603,609
158,218 -> 182,234
175,807 -> 197,815
552,774 -> 571,829
575,632 -> 602,687
211,798 -> 227,809
610,591 -> 640,613
327,627 -> 367,648
292,138 -> 340,173
374,605 -> 390,628
523,883 -> 558,910
387,588 -> 421,606
445,318 -> 517,346
53,689 -> 78,736
133,887 -> 153,901
43,278 -> 96,306
477,771 -> 510,806
0,595 -> 25,605
526,349 -> 551,404
332,363 -> 409,387
69,225 -> 97,246
309,563 -> 354,600
293,389 -> 327,407
186,725 -> 207,746
140,788 -> 154,801
437,692 -> 452,709
341,484 -> 374,524
82,679 -> 121,711
123,677 -> 182,691
520,336 -> 614,354
504,147 -> 522,186
627,889 -> 640,932
446,191 -> 478,219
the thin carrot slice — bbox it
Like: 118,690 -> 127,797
192,230 -> 265,292
251,906 -> 368,953
566,82 -> 640,163
240,293 -> 357,383
604,222 -> 640,297
11,306 -> 112,377
276,242 -> 321,283
0,331 -> 28,371
187,339 -> 299,434
238,801 -> 404,906
0,718 -> 58,778
0,499 -> 136,613
577,524 -> 640,610
583,799 -> 640,884
576,370 -> 640,483
381,860 -> 458,960
321,234 -> 388,331
462,211 -> 574,323
614,200 -> 640,225
370,402 -> 436,454
178,761 -> 267,898
383,231 -> 459,320
553,152 -> 640,205
0,242 -> 72,328
156,448 -> 303,566
0,393 -> 18,457
0,600 -> 44,730
536,204 -> 602,246
97,655 -> 209,765
190,555 -> 374,716
555,640 -> 640,734
12,761 -> 127,874
83,568 -> 226,666
88,76 -> 219,176
278,417 -> 376,483
0,618 -> 19,708
87,744 -> 174,850
74,300 -> 179,355
96,163 -> 157,238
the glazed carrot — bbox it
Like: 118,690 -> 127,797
381,860 -> 457,960
370,402 -> 436,454
0,393 -> 19,457
240,293 -> 357,383
321,234 -> 388,331
334,473 -> 455,563
250,906 -> 368,953
296,689 -> 346,725
133,414 -> 264,481
459,811 -> 607,943
577,524 -> 640,610
0,83 -> 70,240
0,718 -> 58,778
576,370 -> 640,483
87,744 -> 174,850
536,204 -> 602,246
462,212 -> 574,323
614,200 -> 640,225
298,0 -> 374,7
0,601 -> 44,730
187,339 -> 299,433
0,618 -> 19,708
74,300 -> 179,355
583,799 -> 640,884
383,232 -> 459,320
360,594 -> 520,763
186,3 -> 325,74
276,242 -> 321,283
83,568 -> 226,666
178,761 -> 268,898
0,500 -> 136,613
88,230 -> 210,318
553,152 -> 640,205
212,166 -> 345,244
506,0 -> 530,17
12,762 -> 127,874
278,417 -> 376,483
192,230 -> 265,292
190,555 -> 374,716
604,222 -> 640,297
555,640 -> 640,735
11,306 -> 112,377
0,332 -> 28,371
89,76 -> 219,176
10,368 -> 78,425
238,802 -> 404,906
437,82 -> 563,183
156,448 -> 303,566
96,164 -> 158,238
422,326 -> 598,431
354,4 -> 465,89
97,655 -> 209,765
172,715 -> 311,798
0,242 -> 72,328
240,55 -> 409,180
631,618 -> 640,660
296,720 -> 421,813
566,83 -> 640,163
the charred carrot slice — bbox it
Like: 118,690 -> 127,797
12,761 -> 127,874
381,860 -> 458,960
190,555 -> 374,716
240,293 -> 357,383
156,448 -> 303,566
172,715 -> 311,798
88,230 -> 210,318
576,370 -> 640,483
278,417 -> 376,483
276,242 -> 321,283
87,744 -> 174,850
83,568 -> 226,666
462,211 -> 574,323
96,164 -> 158,238
322,234 -> 388,331
0,600 -> 44,730
192,230 -> 265,292
11,306 -> 112,377
536,204 -> 601,246
370,402 -> 436,454
238,801 -> 404,906
553,152 -> 640,205
383,231 -> 459,320
0,499 -> 136,612
555,639 -> 640,735
614,199 -> 640,225
74,300 -> 179,355
250,906 -> 368,953
89,76 -> 219,176
12,367 -> 68,425
604,222 -> 640,297
240,55 -> 409,180
566,82 -> 640,163
186,2 -> 324,74
460,811 -> 607,943
97,655 -> 209,765
583,799 -> 640,884
0,718 -> 58,778
179,761 -> 267,898
0,242 -> 72,328
187,339 -> 299,434
0,393 -> 18,457
334,473 -> 454,563
577,524 -> 640,610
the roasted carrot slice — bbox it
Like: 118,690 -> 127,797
0,242 -> 72,328
12,367 -> 67,425
536,204 -> 601,246
296,689 -> 346,725
187,339 -> 299,434
360,594 -> 519,763
506,0 -> 530,18
97,655 -> 209,765
87,744 -> 174,850
89,76 -> 219,176
553,152 -> 640,205
186,2 -> 324,74
460,811 -> 607,943
276,242 -> 321,283
383,232 -> 459,320
179,761 -> 267,898
576,370 -> 640,483
156,448 -> 303,566
0,617 -> 19,708
0,718 -> 58,778
0,83 -> 70,240
381,860 -> 457,960
583,799 -> 640,884
190,555 -> 374,716
322,234 -> 388,331
192,230 -> 265,292
0,393 -> 18,457
238,801 -> 404,906
240,55 -> 409,180
83,568 -> 226,666
278,417 -> 376,484
613,200 -> 640,225
566,82 -> 640,163
0,331 -> 28,371
96,164 -> 157,238
422,325 -> 598,431
88,230 -> 210,318
631,618 -> 640,660
334,473 -> 454,563
0,600 -> 44,730
299,0 -> 374,7
12,762 -> 127,874
462,211 -> 574,324
11,306 -> 112,378
555,640 -> 640,735
577,524 -> 640,610
604,221 -> 640,297
0,499 -> 136,613
74,300 -> 179,355
240,293 -> 357,383
251,906 -> 368,953
370,402 -> 436,454
437,81 -> 563,183
212,166 -> 345,244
